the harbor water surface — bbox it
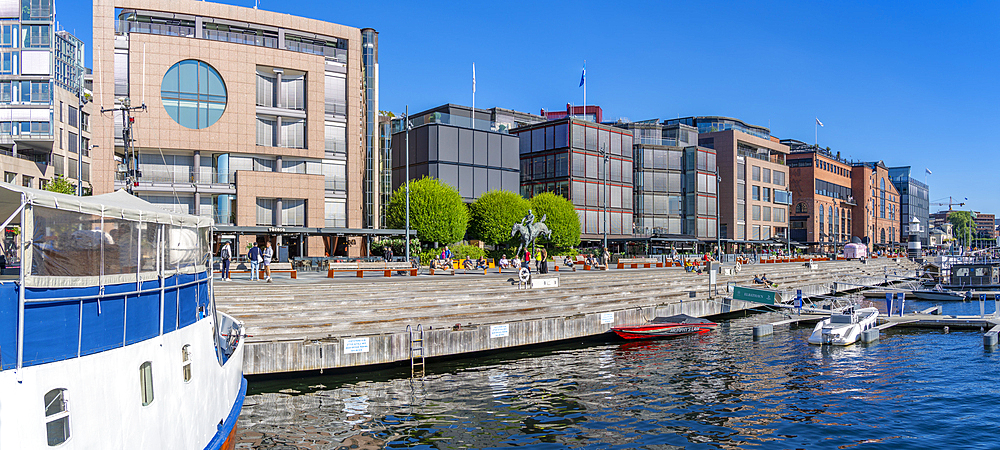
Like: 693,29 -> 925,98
236,300 -> 999,449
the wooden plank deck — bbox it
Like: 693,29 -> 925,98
214,257 -> 919,375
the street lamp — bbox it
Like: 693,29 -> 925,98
599,143 -> 608,254
716,167 -> 721,260
404,106 -> 411,264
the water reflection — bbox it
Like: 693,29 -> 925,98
237,309 -> 1000,449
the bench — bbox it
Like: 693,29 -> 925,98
327,262 -> 417,278
228,269 -> 297,279
616,257 -> 664,269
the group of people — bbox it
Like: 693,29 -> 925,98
752,273 -> 777,288
218,240 -> 273,282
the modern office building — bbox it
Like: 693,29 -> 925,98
0,1 -> 93,193
615,119 -> 716,250
389,104 -> 521,202
887,166 -> 930,246
668,117 -> 790,250
973,212 -> 997,241
784,140 -> 856,252
512,117 -> 635,245
851,161 -> 902,248
540,104 -> 602,123
93,0 -> 383,257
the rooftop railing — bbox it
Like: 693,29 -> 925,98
392,111 -> 508,134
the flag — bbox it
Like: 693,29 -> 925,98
925,168 -> 932,175
816,117 -> 824,127
579,62 -> 586,87
472,63 -> 476,93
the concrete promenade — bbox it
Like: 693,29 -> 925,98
214,257 -> 918,376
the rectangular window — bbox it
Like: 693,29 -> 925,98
737,161 -> 745,181
324,122 -> 346,154
773,171 -> 785,186
68,106 -> 78,128
752,185 -> 760,201
325,73 -> 346,117
762,168 -> 771,183
256,73 -> 275,107
763,206 -> 771,221
23,25 -> 51,48
256,198 -> 275,226
256,117 -> 275,147
282,199 -> 305,226
139,362 -> 154,406
280,119 -> 306,148
763,187 -> 771,202
325,198 -> 346,227
752,204 -> 761,220
280,75 -> 306,110
68,132 -> 77,154
751,166 -> 760,181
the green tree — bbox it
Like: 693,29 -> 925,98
44,175 -> 76,195
948,211 -> 975,248
469,190 -> 531,246
386,177 -> 468,246
530,192 -> 581,251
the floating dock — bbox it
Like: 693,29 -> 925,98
215,258 -> 918,376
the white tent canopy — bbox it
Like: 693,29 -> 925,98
0,183 -> 210,228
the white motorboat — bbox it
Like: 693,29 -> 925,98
0,185 -> 245,449
912,284 -> 969,301
807,306 -> 880,346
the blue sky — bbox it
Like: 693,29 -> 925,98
59,0 -> 999,217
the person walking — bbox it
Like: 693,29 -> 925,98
220,241 -> 232,281
385,245 -> 394,262
262,241 -> 274,283
247,242 -> 261,281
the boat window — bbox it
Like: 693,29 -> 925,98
43,388 -> 70,446
140,361 -> 154,406
831,314 -> 853,324
182,345 -> 192,382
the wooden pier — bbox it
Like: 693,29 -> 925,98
214,258 -> 918,376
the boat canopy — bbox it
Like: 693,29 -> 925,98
0,183 -> 212,288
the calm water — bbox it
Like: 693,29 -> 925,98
236,299 -> 1000,449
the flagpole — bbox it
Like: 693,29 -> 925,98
582,60 -> 586,120
815,121 -> 818,147
472,63 -> 475,116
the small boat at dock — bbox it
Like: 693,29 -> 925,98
911,285 -> 969,301
807,306 -> 879,346
611,314 -> 718,340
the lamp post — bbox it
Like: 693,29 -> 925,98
599,143 -> 608,254
404,106 -> 411,264
77,66 -> 87,196
716,167 -> 721,260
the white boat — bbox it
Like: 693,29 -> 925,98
807,306 -> 880,346
0,184 -> 245,449
912,285 -> 969,301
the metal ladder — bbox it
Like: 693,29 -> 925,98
407,324 -> 425,378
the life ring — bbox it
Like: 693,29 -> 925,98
518,267 -> 531,283
735,262 -> 742,273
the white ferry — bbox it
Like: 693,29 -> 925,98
0,184 -> 245,449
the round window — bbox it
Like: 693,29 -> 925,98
161,60 -> 227,129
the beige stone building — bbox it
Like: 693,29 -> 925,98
92,0 -> 382,258
666,117 -> 791,250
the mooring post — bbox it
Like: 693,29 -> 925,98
980,294 -> 986,319
885,292 -> 893,317
753,324 -> 773,339
897,292 -> 905,316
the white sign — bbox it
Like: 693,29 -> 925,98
600,312 -> 614,324
531,277 -> 559,289
490,324 -> 509,338
343,337 -> 369,354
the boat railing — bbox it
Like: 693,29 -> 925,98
215,311 -> 243,365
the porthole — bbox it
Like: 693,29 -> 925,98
140,361 -> 154,406
182,344 -> 192,382
43,388 -> 70,446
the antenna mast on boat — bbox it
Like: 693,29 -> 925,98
102,97 -> 146,194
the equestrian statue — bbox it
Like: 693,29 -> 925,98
511,209 -> 552,259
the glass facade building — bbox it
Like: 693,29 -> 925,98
888,166 -> 930,246
0,1 -> 92,193
513,117 -> 635,240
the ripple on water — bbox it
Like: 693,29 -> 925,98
237,308 -> 1000,449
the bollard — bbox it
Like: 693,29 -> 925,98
981,295 -> 986,319
861,328 -> 879,343
753,324 -> 773,339
984,332 -> 998,349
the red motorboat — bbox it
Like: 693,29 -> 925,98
611,314 -> 718,340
